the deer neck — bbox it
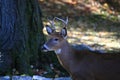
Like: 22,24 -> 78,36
54,40 -> 75,70
55,40 -> 73,55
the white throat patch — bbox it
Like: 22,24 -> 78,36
55,49 -> 61,54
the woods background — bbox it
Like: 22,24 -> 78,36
0,0 -> 120,77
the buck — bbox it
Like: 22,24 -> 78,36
41,17 -> 120,80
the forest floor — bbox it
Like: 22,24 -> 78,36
39,0 -> 120,52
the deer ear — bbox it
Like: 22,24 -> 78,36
46,25 -> 54,35
60,27 -> 67,38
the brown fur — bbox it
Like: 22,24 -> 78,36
56,40 -> 120,80
43,27 -> 120,80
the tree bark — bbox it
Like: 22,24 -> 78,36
0,0 -> 44,75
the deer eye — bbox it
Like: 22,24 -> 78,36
54,38 -> 59,41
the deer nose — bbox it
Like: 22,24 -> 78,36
41,46 -> 47,51
41,45 -> 50,52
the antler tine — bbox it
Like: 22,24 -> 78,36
47,17 -> 56,31
54,17 -> 68,28
47,17 -> 68,31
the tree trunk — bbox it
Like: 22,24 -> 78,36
0,0 -> 44,75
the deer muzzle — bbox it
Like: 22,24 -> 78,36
41,44 -> 51,52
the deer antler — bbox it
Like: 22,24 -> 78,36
47,17 -> 68,30
54,17 -> 68,28
47,17 -> 56,31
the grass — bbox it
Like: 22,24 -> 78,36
38,0 -> 120,77
40,0 -> 120,52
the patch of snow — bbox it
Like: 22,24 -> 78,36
0,76 -> 71,80
12,76 -> 32,80
0,76 -> 10,80
33,75 -> 51,80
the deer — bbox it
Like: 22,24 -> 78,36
41,17 -> 120,80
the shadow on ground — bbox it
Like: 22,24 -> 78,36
39,0 -> 120,52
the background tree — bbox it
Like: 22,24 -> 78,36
0,0 -> 45,75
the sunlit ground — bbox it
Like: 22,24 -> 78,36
68,29 -> 120,52
40,0 -> 120,52
43,21 -> 120,52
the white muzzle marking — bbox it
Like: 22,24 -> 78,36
43,44 -> 51,51
43,44 -> 61,54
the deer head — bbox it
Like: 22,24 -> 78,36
41,17 -> 68,53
